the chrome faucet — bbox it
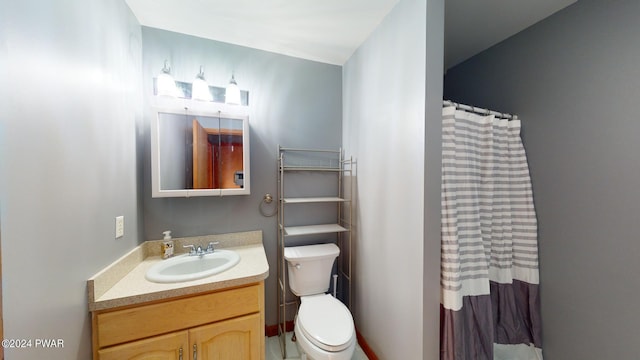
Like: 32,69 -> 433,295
206,242 -> 219,253
183,244 -> 197,256
183,242 -> 220,256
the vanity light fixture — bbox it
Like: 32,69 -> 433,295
156,60 -> 178,97
192,66 -> 212,101
154,65 -> 247,106
225,74 -> 241,105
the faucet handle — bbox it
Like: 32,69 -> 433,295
206,242 -> 220,253
183,244 -> 196,255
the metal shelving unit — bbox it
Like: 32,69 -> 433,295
276,145 -> 354,358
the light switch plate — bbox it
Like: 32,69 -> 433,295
115,216 -> 124,238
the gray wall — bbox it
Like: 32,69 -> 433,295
343,0 -> 442,357
424,0 -> 444,358
444,1 -> 640,358
0,1 -> 143,359
140,27 -> 343,326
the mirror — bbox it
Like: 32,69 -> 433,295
151,104 -> 250,197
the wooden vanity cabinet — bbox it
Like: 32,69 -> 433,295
92,282 -> 264,360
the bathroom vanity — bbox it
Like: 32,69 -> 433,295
87,231 -> 269,360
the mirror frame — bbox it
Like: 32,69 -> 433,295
151,100 -> 250,198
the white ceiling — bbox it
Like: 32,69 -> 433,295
125,0 -> 401,65
125,0 -> 577,68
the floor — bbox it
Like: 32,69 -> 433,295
266,332 -> 369,360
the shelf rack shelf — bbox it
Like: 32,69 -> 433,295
282,197 -> 346,204
284,224 -> 348,236
276,145 -> 354,359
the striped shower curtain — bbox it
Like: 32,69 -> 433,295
440,105 -> 542,360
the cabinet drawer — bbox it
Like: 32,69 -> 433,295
98,331 -> 188,360
96,284 -> 260,348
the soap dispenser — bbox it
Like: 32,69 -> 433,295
161,231 -> 174,259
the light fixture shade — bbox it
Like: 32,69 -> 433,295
225,75 -> 241,105
157,60 -> 177,97
192,67 -> 211,101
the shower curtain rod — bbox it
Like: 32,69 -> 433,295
443,100 -> 517,120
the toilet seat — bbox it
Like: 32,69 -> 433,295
297,294 -> 355,352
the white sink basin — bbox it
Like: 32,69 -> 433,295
145,250 -> 240,283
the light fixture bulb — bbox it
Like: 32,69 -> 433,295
192,66 -> 212,101
225,74 -> 241,105
157,60 -> 177,97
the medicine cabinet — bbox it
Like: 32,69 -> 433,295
151,102 -> 250,197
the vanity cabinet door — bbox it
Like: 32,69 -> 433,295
190,313 -> 262,360
98,330 -> 188,360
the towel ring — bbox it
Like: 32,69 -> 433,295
259,193 -> 277,217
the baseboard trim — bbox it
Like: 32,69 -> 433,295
356,328 -> 379,360
265,321 -> 295,337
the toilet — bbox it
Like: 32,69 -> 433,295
284,243 -> 356,360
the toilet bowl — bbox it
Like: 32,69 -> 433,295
295,294 -> 356,360
284,244 -> 356,360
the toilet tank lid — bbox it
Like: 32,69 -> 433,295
284,243 -> 339,261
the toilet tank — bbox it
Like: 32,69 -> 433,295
284,243 -> 339,296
